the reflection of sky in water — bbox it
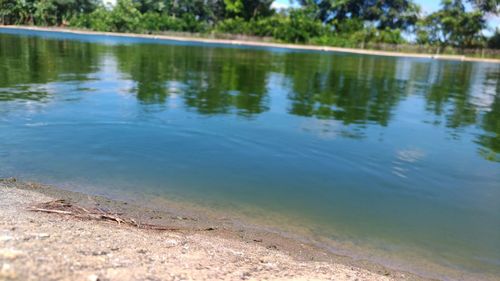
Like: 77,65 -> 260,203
0,30 -> 499,280
393,147 -> 425,178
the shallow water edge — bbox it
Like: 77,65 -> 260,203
2,177 -> 496,281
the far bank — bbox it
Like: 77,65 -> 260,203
1,25 -> 500,64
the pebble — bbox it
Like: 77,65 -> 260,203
92,251 -> 108,256
0,249 -> 24,260
0,235 -> 13,242
164,238 -> 179,247
33,233 -> 50,239
0,263 -> 17,279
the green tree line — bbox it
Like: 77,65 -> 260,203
0,0 -> 499,49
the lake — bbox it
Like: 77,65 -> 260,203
0,28 -> 499,280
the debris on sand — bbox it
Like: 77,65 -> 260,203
28,199 -> 179,231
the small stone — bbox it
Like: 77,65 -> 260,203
87,274 -> 100,281
0,263 -> 17,279
35,233 -> 50,239
241,271 -> 251,279
164,239 -> 179,247
0,236 -> 13,242
91,251 -> 108,256
266,245 -> 278,250
0,249 -> 24,260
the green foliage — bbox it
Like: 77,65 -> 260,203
224,0 -> 275,20
467,0 -> 500,14
109,0 -> 142,32
488,29 -> 500,49
0,0 -> 100,25
34,0 -> 58,26
215,17 -> 252,34
3,0 -> 498,50
298,0 -> 420,31
215,9 -> 326,43
70,6 -> 111,31
279,9 -> 326,42
416,0 -> 487,49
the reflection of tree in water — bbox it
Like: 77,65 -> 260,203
283,53 -> 405,126
421,62 -> 500,162
424,63 -> 478,129
183,50 -> 270,116
0,85 -> 50,102
115,44 -> 185,105
477,71 -> 500,162
2,30 -> 497,162
113,43 -> 499,161
0,33 -> 100,102
114,44 -> 270,117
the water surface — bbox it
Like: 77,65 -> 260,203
0,28 -> 499,279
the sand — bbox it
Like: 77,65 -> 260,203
0,179 -> 422,281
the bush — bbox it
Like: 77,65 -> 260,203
215,18 -> 252,35
70,6 -> 112,32
215,10 -> 327,44
488,29 -> 500,49
140,12 -> 164,32
34,0 -> 58,26
108,0 -> 142,32
178,14 -> 208,33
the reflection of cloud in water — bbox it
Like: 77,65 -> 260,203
166,81 -> 186,110
397,148 -> 425,163
392,148 -> 426,178
468,64 -> 498,110
298,119 -> 339,140
298,118 -> 367,140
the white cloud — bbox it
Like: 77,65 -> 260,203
271,2 -> 290,10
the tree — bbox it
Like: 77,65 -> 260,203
0,0 -> 99,25
417,0 -> 487,50
298,0 -> 420,31
488,28 -> 500,48
488,28 -> 500,49
468,0 -> 499,14
224,0 -> 274,20
132,0 -> 167,13
363,0 -> 421,30
34,0 -> 58,25
0,0 -> 37,25
109,0 -> 142,32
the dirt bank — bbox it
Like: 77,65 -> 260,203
0,180 -> 418,281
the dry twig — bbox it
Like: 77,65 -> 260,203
28,199 -> 180,231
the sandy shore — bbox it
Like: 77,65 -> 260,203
0,179 -> 422,281
1,25 -> 499,64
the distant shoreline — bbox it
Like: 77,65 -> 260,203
2,25 -> 500,64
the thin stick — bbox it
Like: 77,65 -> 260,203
28,208 -> 74,215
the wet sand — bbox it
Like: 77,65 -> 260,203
1,25 -> 499,64
0,179 -> 422,281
